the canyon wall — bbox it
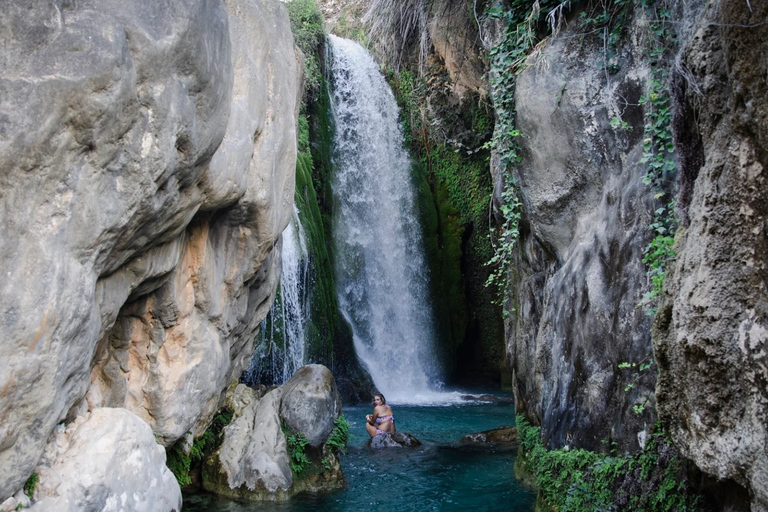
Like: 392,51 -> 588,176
505,2 -> 657,453
654,0 -> 768,509
0,0 -> 301,502
503,0 -> 767,507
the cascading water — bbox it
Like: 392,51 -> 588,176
243,205 -> 309,385
327,35 -> 441,403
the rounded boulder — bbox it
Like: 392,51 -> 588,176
279,365 -> 342,447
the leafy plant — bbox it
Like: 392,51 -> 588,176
283,424 -> 311,475
516,416 -> 701,511
166,409 -> 233,487
285,0 -> 325,100
326,415 -> 350,455
636,0 -> 679,315
23,472 -> 39,497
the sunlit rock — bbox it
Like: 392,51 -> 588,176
28,408 -> 181,512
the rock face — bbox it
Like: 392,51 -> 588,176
506,4 -> 657,452
0,0 -> 301,502
204,365 -> 344,500
654,0 -> 768,509
28,408 -> 181,512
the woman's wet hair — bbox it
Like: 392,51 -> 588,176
374,392 -> 386,405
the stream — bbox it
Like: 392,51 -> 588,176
183,397 -> 536,511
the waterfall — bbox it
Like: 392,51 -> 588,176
243,205 -> 309,385
327,35 -> 441,403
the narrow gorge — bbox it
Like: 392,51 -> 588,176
0,0 -> 766,511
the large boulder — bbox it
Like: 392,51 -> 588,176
280,364 -> 342,447
0,0 -> 300,502
28,408 -> 181,512
203,365 -> 345,500
203,388 -> 293,500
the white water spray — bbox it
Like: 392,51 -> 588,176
244,205 -> 309,385
327,35 -> 446,403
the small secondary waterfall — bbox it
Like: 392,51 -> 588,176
328,35 -> 440,403
243,205 -> 309,385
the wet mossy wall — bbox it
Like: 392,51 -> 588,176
391,69 -> 506,385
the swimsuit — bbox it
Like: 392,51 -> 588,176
375,414 -> 394,434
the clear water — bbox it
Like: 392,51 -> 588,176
183,400 -> 535,511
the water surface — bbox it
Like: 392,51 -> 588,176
183,400 -> 535,512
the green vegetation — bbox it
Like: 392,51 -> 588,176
282,423 -> 311,475
516,416 -> 701,511
167,410 -> 234,487
636,0 -> 678,316
325,415 -> 351,455
483,0 -> 562,299
285,0 -> 325,100
23,472 -> 39,498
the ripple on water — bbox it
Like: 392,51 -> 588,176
183,401 -> 535,512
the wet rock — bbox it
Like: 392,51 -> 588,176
505,1 -> 657,453
460,394 -> 515,405
203,365 -> 345,501
280,365 -> 342,447
369,432 -> 422,449
28,408 -> 181,512
458,426 -> 518,445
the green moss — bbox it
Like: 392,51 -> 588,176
515,416 -> 702,511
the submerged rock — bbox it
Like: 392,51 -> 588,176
369,432 -> 422,449
28,408 -> 181,512
458,426 -> 518,445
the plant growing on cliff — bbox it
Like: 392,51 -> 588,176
282,424 -> 311,475
286,0 -> 325,100
166,409 -> 234,487
636,1 -> 678,315
484,1 -> 561,297
325,415 -> 350,455
516,416 -> 701,511
23,472 -> 39,498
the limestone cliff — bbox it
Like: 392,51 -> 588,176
0,0 -> 301,504
506,3 -> 657,453
654,0 -> 768,509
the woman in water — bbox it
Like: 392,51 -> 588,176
365,392 -> 395,437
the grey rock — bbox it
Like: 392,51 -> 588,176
280,365 -> 342,447
0,0 -> 300,501
28,408 -> 181,512
654,0 -> 768,509
203,365 -> 346,501
458,426 -> 518,445
506,2 -> 656,452
204,387 -> 293,498
369,432 -> 422,449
